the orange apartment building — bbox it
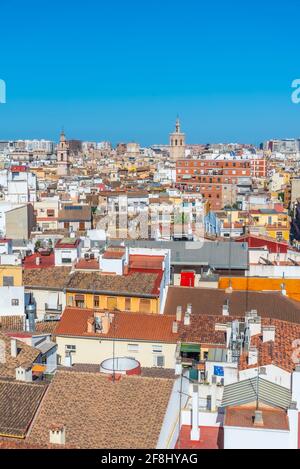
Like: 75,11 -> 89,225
175,158 -> 267,209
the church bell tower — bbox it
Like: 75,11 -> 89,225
57,130 -> 70,177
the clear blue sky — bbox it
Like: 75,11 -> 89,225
0,0 -> 300,145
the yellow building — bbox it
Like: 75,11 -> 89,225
0,264 -> 22,287
250,209 -> 290,242
65,270 -> 162,314
54,308 -> 178,368
66,290 -> 159,314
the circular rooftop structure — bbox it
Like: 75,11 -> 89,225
100,357 -> 141,376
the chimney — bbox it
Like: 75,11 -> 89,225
190,384 -> 200,441
184,311 -> 191,326
11,339 -> 17,358
35,256 -> 40,266
225,279 -> 233,294
222,300 -> 229,316
175,358 -> 182,375
187,303 -> 192,315
176,306 -> 182,322
87,317 -> 95,333
49,424 -> 66,445
262,325 -> 275,343
247,315 -> 261,337
94,312 -> 113,334
248,346 -> 258,366
211,375 -> 217,412
281,282 -> 287,296
253,410 -> 264,427
172,321 -> 178,334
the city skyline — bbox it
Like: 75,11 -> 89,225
1,0 -> 300,145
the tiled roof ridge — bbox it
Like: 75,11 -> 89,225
56,369 -> 174,383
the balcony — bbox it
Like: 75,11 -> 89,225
45,303 -> 62,313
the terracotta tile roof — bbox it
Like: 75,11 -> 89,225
58,364 -> 176,379
102,249 -> 125,259
54,307 -> 178,343
164,286 -> 300,324
178,315 -> 226,346
74,259 -> 99,270
0,316 -> 24,332
0,380 -> 46,438
28,370 -> 173,448
35,321 -> 60,335
224,406 -> 289,430
129,254 -> 164,270
23,267 -> 71,289
0,331 -> 41,379
55,238 -> 81,249
65,270 -> 161,296
239,318 -> 300,373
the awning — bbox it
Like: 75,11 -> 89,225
181,343 -> 200,353
75,294 -> 85,301
32,364 -> 46,373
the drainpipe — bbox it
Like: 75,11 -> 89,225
190,384 -> 200,441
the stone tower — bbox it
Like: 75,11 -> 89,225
57,130 -> 70,177
169,117 -> 185,160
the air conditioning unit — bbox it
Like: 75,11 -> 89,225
154,355 -> 165,367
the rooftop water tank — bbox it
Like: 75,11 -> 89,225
100,357 -> 141,376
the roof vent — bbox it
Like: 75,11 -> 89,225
222,300 -> 229,316
11,339 -> 17,358
176,306 -> 182,322
253,410 -> 264,427
49,424 -> 66,445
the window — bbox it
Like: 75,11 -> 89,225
152,344 -> 163,353
125,298 -> 131,311
139,299 -> 151,313
127,344 -> 139,352
107,297 -> 118,310
65,345 -> 76,352
153,355 -> 165,367
11,299 -> 19,306
75,295 -> 85,308
3,276 -> 14,287
94,296 -> 100,308
68,295 -> 74,306
61,258 -> 72,264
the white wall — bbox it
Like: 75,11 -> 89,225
56,335 -> 176,369
54,247 -> 79,266
100,256 -> 124,275
239,364 -> 291,389
247,264 -> 300,278
224,425 -> 290,449
0,286 -> 25,316
157,371 -> 190,449
25,288 -> 66,320
206,361 -> 238,386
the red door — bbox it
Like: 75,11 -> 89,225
180,271 -> 195,287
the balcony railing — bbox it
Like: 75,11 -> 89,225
45,303 -> 62,312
